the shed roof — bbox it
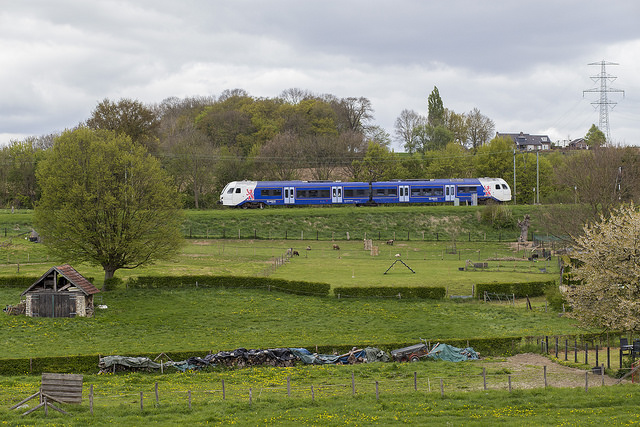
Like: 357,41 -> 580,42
22,264 -> 100,296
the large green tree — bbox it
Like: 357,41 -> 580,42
34,128 -> 184,287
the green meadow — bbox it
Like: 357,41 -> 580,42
1,206 -> 631,425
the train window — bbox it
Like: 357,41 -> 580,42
321,189 -> 330,198
495,184 -> 500,190
227,188 -> 234,194
345,189 -> 354,197
261,189 -> 282,197
501,184 -> 509,190
423,188 -> 432,196
434,188 -> 443,196
376,189 -> 386,196
356,189 -> 366,196
458,186 -> 477,193
235,188 -> 242,193
388,188 -> 397,196
411,188 -> 422,197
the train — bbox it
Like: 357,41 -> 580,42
219,178 -> 512,208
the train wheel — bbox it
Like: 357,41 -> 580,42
410,355 -> 420,362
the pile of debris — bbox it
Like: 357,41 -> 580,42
3,301 -> 26,315
98,346 -> 391,373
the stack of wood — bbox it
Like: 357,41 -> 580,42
3,301 -> 26,315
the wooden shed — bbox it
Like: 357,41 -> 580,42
21,265 -> 100,318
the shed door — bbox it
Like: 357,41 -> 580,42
31,292 -> 76,318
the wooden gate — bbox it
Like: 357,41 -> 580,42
30,292 -> 76,318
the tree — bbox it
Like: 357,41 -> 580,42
34,128 -> 184,287
87,98 -> 160,153
566,203 -> 640,331
474,136 -> 514,180
413,124 -> 454,153
426,142 -> 473,178
256,131 -> 303,180
427,86 -> 444,127
466,108 -> 495,149
443,109 -> 468,146
352,142 -> 402,182
584,124 -> 607,148
394,109 -> 425,153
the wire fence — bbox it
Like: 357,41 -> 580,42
11,367 -> 622,417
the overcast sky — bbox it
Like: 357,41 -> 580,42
1,0 -> 639,151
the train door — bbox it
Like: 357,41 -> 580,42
284,186 -> 295,204
399,185 -> 410,202
331,186 -> 343,203
445,185 -> 455,202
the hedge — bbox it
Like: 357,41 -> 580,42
127,275 -> 331,297
333,286 -> 446,300
475,280 -> 556,298
0,275 -> 96,289
0,276 -> 39,288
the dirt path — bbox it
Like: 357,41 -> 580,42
478,353 -> 627,389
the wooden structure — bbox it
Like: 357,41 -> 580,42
21,265 -> 100,318
10,373 -> 83,416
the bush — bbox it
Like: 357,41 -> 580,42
103,277 -> 123,291
480,204 -> 516,230
0,276 -> 38,288
545,282 -> 569,312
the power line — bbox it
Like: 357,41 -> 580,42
583,60 -> 625,142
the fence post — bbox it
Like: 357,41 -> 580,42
585,372 -> 589,392
140,391 -> 143,411
287,375 -> 291,397
90,384 -> 94,415
555,337 -> 559,358
440,379 -> 444,397
375,381 -> 379,400
414,372 -> 417,391
595,345 -> 599,368
565,339 -> 568,361
188,390 -> 192,410
311,385 -> 315,402
155,382 -> 159,405
575,339 -> 578,363
585,343 -> 589,365
222,379 -> 226,400
352,372 -> 355,395
483,368 -> 487,390
508,375 -> 512,392
544,366 -> 547,387
607,347 -> 610,370
249,387 -> 252,405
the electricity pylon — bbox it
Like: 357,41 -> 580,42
583,60 -> 624,142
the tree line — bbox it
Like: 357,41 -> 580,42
1,87 -> 638,219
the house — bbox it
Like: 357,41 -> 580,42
497,132 -> 552,151
567,137 -> 589,150
21,265 -> 100,318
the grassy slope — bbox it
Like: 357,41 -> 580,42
0,286 -> 579,359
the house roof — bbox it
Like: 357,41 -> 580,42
22,264 -> 100,296
497,132 -> 551,147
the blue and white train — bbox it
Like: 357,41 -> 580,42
219,178 -> 511,208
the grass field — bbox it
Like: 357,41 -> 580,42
0,365 -> 637,426
3,206 -> 629,425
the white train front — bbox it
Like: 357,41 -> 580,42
220,178 -> 511,208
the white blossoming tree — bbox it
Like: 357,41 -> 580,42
567,203 -> 640,331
